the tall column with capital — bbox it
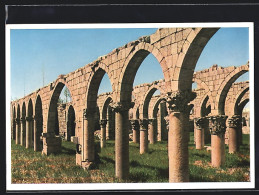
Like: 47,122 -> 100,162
167,90 -> 196,182
207,115 -> 228,167
99,119 -> 107,148
111,101 -> 134,180
148,118 -> 156,144
130,119 -> 140,143
228,115 -> 241,153
139,118 -> 149,154
194,117 -> 205,150
20,117 -> 26,146
26,116 -> 33,148
82,108 -> 95,166
15,118 -> 20,145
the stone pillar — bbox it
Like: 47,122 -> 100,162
82,108 -> 95,168
26,116 -> 33,148
228,115 -> 241,154
157,100 -> 166,141
99,119 -> 107,148
204,118 -> 210,144
167,90 -> 196,182
12,119 -> 16,140
15,118 -> 20,145
207,115 -> 228,167
106,107 -> 111,140
194,117 -> 205,150
130,119 -> 139,143
34,115 -> 42,151
111,102 -> 134,180
20,117 -> 26,146
139,118 -> 148,154
148,118 -> 156,144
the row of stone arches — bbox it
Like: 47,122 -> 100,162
11,27 -> 250,182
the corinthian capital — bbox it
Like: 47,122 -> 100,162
110,101 -> 135,112
207,115 -> 228,135
139,118 -> 148,130
166,90 -> 196,113
228,115 -> 241,128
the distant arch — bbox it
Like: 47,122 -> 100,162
216,64 -> 249,115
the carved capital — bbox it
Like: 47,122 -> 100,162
194,117 -> 205,130
99,119 -> 107,127
228,115 -> 242,128
207,115 -> 228,135
166,90 -> 196,113
139,118 -> 148,130
130,119 -> 139,130
110,101 -> 134,112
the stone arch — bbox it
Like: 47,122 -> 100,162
35,95 -> 43,151
86,66 -> 113,111
234,87 -> 249,115
141,87 -> 159,119
67,105 -> 76,141
174,28 -> 219,91
237,98 -> 249,116
119,43 -> 168,103
152,97 -> 166,119
198,92 -> 212,117
47,79 -> 74,134
216,64 -> 249,115
101,96 -> 113,120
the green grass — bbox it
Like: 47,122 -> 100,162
11,133 -> 250,183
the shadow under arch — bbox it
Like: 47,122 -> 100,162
35,94 -> 43,151
67,105 -> 76,141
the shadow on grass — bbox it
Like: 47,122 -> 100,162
129,160 -> 168,182
61,146 -> 76,155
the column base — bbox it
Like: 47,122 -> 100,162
42,133 -> 62,155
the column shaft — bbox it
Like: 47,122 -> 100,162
168,112 -> 189,182
15,120 -> 20,145
21,119 -> 26,146
115,110 -> 129,179
83,115 -> 95,162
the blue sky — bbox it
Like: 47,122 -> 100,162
10,27 -> 249,100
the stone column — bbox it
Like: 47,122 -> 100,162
130,119 -> 140,143
15,118 -> 20,145
228,115 -> 241,153
157,100 -> 166,141
148,118 -> 156,144
106,107 -> 111,140
111,101 -> 134,180
20,117 -> 26,146
26,116 -> 33,148
99,119 -> 107,148
82,108 -> 95,168
207,115 -> 228,167
12,119 -> 16,140
34,115 -> 42,151
139,118 -> 148,154
194,117 -> 205,150
167,90 -> 196,182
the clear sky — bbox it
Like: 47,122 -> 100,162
10,27 -> 249,100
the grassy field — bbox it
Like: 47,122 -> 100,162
11,133 -> 250,183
